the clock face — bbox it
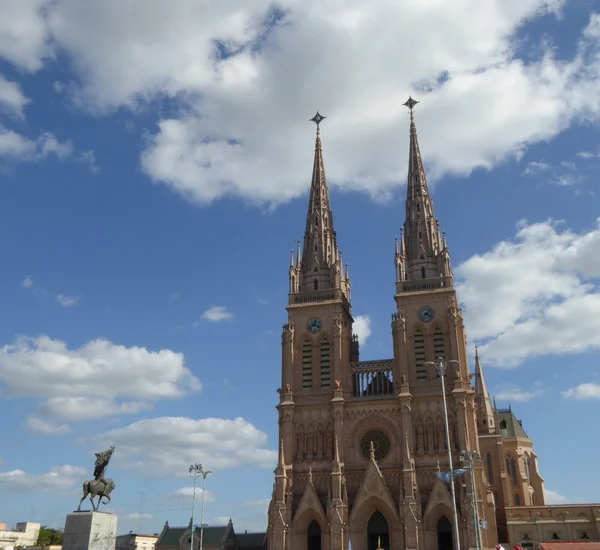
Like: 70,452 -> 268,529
419,306 -> 435,322
307,318 -> 323,333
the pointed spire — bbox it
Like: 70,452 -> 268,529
474,346 -> 495,434
333,436 -> 341,471
291,113 -> 350,302
369,440 -> 375,461
397,97 -> 453,289
276,438 -> 287,475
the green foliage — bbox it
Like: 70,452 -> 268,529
36,527 -> 64,546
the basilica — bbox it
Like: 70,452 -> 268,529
264,101 -> 600,550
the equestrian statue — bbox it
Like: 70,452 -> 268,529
77,445 -> 116,511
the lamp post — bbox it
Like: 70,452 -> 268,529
189,464 -> 212,550
460,450 -> 482,550
424,358 -> 461,550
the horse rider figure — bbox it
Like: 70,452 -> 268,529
93,446 -> 115,486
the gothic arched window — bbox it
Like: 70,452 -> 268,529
421,266 -> 426,279
486,452 -> 494,484
515,493 -> 521,506
314,279 -> 319,291
302,342 -> 312,390
320,340 -> 331,389
523,454 -> 531,484
433,328 -> 445,377
414,331 -> 426,380
506,454 -> 518,486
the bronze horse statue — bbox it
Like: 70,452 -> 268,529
77,479 -> 116,511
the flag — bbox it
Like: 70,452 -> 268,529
434,469 -> 468,483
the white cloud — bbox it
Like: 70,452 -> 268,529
25,416 -> 70,435
92,416 -> 277,476
522,160 -> 551,175
77,149 -> 100,175
200,305 -> 235,323
544,488 -> 572,504
0,74 -> 29,117
494,385 -> 545,402
22,275 -> 34,288
353,315 -> 372,347
55,294 -> 79,307
0,125 -> 73,162
562,383 -> 600,399
53,80 -> 65,93
0,335 -> 201,428
0,465 -> 86,493
0,0 -> 51,72
456,218 -> 600,367
2,1 -> 599,204
168,487 -> 216,503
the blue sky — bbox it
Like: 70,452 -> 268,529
1,0 -> 600,536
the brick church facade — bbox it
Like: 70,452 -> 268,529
265,102 -> 552,550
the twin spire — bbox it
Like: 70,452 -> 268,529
290,98 -> 453,301
288,112 -> 350,302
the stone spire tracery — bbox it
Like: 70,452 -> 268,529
289,113 -> 350,301
396,97 -> 453,287
474,346 -> 496,435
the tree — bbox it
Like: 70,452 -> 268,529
36,527 -> 64,546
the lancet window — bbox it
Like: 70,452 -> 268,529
486,452 -> 494,484
302,342 -> 312,390
320,340 -> 331,388
414,330 -> 426,380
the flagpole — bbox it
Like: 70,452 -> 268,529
426,358 -> 461,550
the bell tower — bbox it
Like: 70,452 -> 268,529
269,113 -> 352,550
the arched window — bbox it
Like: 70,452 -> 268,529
314,279 -> 318,291
506,455 -> 518,486
523,454 -> 531,484
302,342 -> 312,390
414,331 -> 426,380
320,340 -> 331,388
307,520 -> 321,550
421,266 -> 426,279
433,328 -> 445,377
514,493 -> 521,506
486,453 -> 494,484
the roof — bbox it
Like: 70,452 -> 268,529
198,526 -> 228,546
539,543 -> 600,550
498,409 -> 529,438
236,532 -> 266,549
157,527 -> 186,547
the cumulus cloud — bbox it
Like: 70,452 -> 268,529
91,416 -> 277,476
544,488 -> 572,504
494,385 -> 545,402
353,315 -> 372,347
562,383 -> 600,399
25,416 -> 70,435
456,218 -> 600,367
0,465 -> 86,493
0,74 -> 29,117
200,305 -> 235,323
0,335 -> 201,429
55,294 -> 79,307
0,126 -> 73,162
168,487 -> 216,503
2,1 -> 600,204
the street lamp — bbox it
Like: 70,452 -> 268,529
460,450 -> 482,550
424,358 -> 461,550
189,464 -> 212,550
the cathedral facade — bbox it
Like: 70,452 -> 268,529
266,103 -> 547,550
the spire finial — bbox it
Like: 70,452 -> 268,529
403,96 -> 419,120
310,111 -> 326,127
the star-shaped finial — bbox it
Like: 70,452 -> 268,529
403,96 -> 419,113
310,112 -> 326,126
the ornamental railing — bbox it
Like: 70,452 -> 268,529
350,359 -> 395,398
395,276 -> 452,293
288,288 -> 349,306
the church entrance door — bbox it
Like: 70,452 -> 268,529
437,516 -> 453,550
367,511 -> 389,550
307,520 -> 322,550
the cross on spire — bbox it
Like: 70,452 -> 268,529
403,96 -> 419,116
310,111 -> 326,126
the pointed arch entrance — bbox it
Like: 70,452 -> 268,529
307,520 -> 322,550
437,516 -> 453,550
367,511 -> 389,550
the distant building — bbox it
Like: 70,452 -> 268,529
0,522 -> 41,549
155,519 -> 265,550
116,532 -> 158,550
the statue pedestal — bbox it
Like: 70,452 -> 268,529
63,511 -> 118,550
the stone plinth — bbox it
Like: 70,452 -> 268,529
63,511 -> 117,550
